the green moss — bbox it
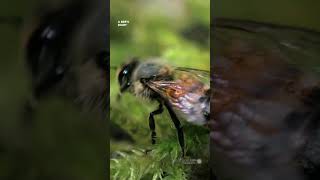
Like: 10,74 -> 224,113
111,124 -> 209,180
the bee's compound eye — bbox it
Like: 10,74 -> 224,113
121,74 -> 128,85
118,68 -> 128,84
118,60 -> 139,92
118,66 -> 131,92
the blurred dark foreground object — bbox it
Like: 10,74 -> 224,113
1,0 -> 126,179
211,18 -> 320,180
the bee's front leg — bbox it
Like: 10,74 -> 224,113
149,102 -> 164,144
164,102 -> 185,157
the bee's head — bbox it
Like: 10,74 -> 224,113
118,59 -> 139,93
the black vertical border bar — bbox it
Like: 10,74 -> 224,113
209,0 -> 218,179
106,0 -> 110,179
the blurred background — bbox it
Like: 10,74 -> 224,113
213,0 -> 320,31
110,0 -> 210,179
0,0 -> 107,179
212,0 -> 320,77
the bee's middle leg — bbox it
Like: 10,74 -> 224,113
165,102 -> 185,157
149,102 -> 163,144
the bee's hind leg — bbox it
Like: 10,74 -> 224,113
149,102 -> 163,144
164,102 -> 185,157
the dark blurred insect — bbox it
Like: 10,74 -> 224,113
5,1 -> 121,180
24,0 -> 132,142
211,18 -> 320,180
118,58 -> 210,156
25,0 -> 108,108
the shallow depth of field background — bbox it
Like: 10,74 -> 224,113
213,0 -> 320,82
0,1 -> 107,180
213,0 -> 320,32
110,0 -> 210,179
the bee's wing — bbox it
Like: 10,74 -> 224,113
212,18 -> 320,117
146,69 -> 210,125
213,18 -> 320,75
174,67 -> 210,86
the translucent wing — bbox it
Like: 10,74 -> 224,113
212,18 -> 320,123
146,68 -> 210,125
213,18 -> 320,75
175,67 -> 210,85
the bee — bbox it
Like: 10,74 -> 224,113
117,58 -> 210,155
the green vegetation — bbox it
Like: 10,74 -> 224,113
110,0 -> 210,179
